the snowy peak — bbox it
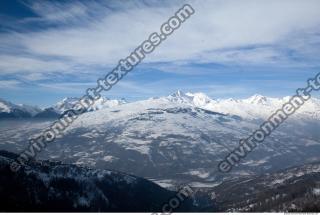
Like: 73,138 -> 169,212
208,94 -> 320,119
164,92 -> 320,119
0,96 -> 127,119
1,93 -> 320,120
89,97 -> 127,111
54,97 -> 79,113
167,90 -> 214,107
171,90 -> 185,97
0,98 -> 15,113
167,90 -> 193,104
54,96 -> 127,113
186,92 -> 215,106
245,94 -> 268,105
0,98 -> 41,117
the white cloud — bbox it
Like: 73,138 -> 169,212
116,81 -> 155,94
0,80 -> 21,89
25,1 -> 88,23
1,0 -> 320,77
37,82 -> 95,92
0,55 -> 71,74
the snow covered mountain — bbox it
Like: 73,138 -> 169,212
2,91 -> 319,188
167,91 -> 320,120
0,98 -> 41,118
203,94 -> 320,120
2,92 -> 319,120
1,91 -> 320,188
53,97 -> 127,114
167,90 -> 214,107
0,97 -> 127,119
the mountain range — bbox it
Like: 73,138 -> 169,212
1,91 -> 320,211
1,91 -> 319,188
0,97 -> 127,119
1,91 -> 320,120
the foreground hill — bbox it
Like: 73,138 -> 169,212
0,150 -> 212,212
1,150 -> 319,212
211,161 -> 320,212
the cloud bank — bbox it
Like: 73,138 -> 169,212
0,0 -> 320,79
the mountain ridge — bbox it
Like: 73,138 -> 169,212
1,91 -> 319,119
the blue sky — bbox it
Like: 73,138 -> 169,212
0,0 -> 320,107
